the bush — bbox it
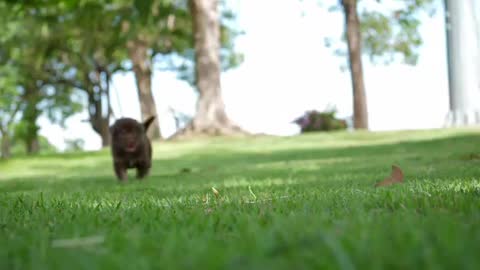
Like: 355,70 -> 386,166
10,135 -> 58,155
64,138 -> 85,152
293,109 -> 347,133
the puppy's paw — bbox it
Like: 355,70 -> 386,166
118,175 -> 128,182
114,163 -> 128,182
136,165 -> 151,180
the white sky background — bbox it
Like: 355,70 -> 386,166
39,0 -> 456,151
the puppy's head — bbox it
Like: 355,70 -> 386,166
110,116 -> 155,153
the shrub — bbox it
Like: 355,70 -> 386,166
293,109 -> 347,133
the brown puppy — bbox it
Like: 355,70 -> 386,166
109,116 -> 156,181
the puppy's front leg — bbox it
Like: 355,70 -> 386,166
136,162 -> 151,180
114,162 -> 128,182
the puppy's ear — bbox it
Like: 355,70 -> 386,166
143,116 -> 156,131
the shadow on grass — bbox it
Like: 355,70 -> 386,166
1,133 -> 480,194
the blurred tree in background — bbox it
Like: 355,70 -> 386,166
315,0 -> 438,130
0,0 -> 243,157
0,0 -> 440,158
172,0 -> 246,138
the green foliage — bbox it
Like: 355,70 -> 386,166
1,129 -> 480,268
10,135 -> 58,155
41,88 -> 84,128
39,136 -> 59,153
0,86 -> 22,135
154,0 -> 245,86
1,0 -> 243,150
359,0 -> 437,65
5,0 -> 129,137
105,0 -> 243,86
218,1 -> 245,71
3,0 -> 243,93
0,1 -> 83,157
323,0 -> 438,67
13,117 -> 40,146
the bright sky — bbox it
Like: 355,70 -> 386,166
38,0 -> 463,151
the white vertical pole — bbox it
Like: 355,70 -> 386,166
444,0 -> 480,127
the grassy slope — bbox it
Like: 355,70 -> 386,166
1,128 -> 480,270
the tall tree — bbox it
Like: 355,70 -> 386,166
319,0 -> 437,130
172,0 -> 244,137
341,0 -> 368,129
43,2 -> 127,147
5,0 -> 243,145
127,35 -> 161,139
121,0 -> 195,139
1,1 -> 84,154
17,87 -> 42,154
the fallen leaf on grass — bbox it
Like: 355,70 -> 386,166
374,165 -> 404,187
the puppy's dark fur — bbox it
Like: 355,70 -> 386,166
109,116 -> 156,181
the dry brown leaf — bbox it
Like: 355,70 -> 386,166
374,165 -> 404,187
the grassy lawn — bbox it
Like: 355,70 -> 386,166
1,128 -> 480,269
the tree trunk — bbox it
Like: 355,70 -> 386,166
22,87 -> 41,154
173,0 -> 246,139
127,37 -> 162,140
342,0 -> 369,130
99,122 -> 111,147
86,79 -> 112,148
89,106 -> 111,148
26,137 -> 40,154
1,133 -> 11,159
89,110 -> 111,147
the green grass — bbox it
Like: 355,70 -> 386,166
1,128 -> 480,269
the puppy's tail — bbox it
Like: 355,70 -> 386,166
143,116 -> 156,131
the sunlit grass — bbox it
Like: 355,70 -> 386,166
1,128 -> 480,269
